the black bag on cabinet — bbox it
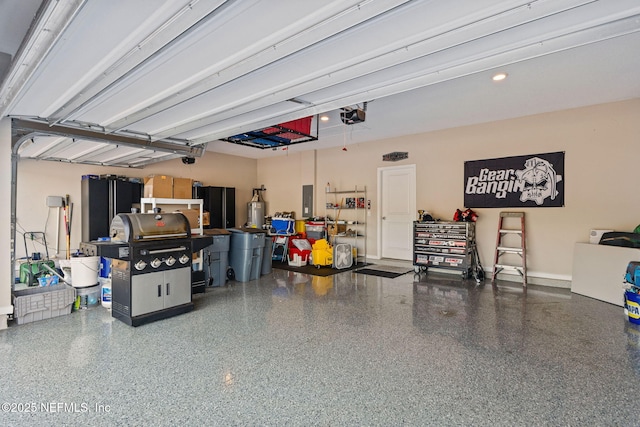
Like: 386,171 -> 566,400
598,232 -> 640,248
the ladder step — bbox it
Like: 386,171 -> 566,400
494,264 -> 523,271
497,246 -> 523,253
499,229 -> 522,234
500,212 -> 524,218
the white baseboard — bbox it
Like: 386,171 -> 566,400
488,269 -> 571,288
372,255 -> 572,289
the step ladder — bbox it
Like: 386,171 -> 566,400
492,212 -> 527,287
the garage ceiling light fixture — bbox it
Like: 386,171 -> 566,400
492,72 -> 508,81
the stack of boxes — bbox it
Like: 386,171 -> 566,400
143,175 -> 192,199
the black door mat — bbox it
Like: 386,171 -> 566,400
355,268 -> 412,279
272,262 -> 367,277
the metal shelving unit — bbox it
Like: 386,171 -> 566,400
325,186 -> 367,265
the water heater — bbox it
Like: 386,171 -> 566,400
247,186 -> 266,229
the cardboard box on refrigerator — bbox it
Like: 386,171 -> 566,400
144,175 -> 173,198
173,178 -> 193,199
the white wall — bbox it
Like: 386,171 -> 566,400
14,151 -> 257,261
258,99 -> 640,285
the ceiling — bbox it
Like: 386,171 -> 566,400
1,0 -> 639,167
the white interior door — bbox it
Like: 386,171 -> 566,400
378,165 -> 416,260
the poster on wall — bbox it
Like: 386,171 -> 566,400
464,151 -> 564,208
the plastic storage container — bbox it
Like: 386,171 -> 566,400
229,228 -> 266,282
625,291 -> 640,325
203,233 -> 231,287
74,283 -> 101,310
12,284 -> 76,325
37,275 -> 59,287
288,236 -> 312,266
305,221 -> 326,240
288,249 -> 310,266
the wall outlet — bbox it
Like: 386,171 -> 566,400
46,196 -> 64,207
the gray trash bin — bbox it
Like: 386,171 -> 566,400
229,228 -> 266,282
261,235 -> 273,275
203,231 -> 231,287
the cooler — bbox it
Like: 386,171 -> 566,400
271,217 -> 295,235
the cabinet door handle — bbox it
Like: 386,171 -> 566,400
382,216 -> 386,220
166,283 -> 170,296
157,284 -> 162,297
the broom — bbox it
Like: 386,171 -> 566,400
64,194 -> 71,259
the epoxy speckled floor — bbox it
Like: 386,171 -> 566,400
1,268 -> 640,426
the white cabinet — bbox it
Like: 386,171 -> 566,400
325,186 -> 367,264
140,198 -> 204,235
571,242 -> 637,306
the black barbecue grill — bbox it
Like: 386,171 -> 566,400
81,212 -> 194,326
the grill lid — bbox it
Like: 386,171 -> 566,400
110,213 -> 190,242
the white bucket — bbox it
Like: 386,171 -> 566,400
69,256 -> 100,288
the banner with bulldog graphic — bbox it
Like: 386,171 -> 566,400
464,152 -> 564,208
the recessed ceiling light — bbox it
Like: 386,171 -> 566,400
320,115 -> 329,122
492,72 -> 508,82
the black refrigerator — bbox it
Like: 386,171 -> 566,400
193,186 -> 235,229
81,177 -> 143,241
